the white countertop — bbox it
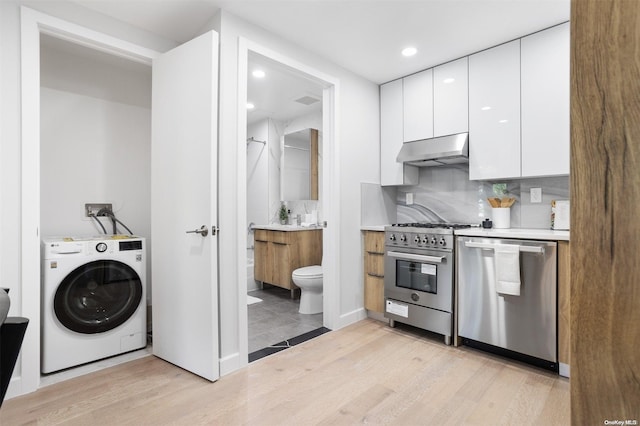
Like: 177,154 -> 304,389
361,225 -> 386,232
252,224 -> 323,232
455,228 -> 570,241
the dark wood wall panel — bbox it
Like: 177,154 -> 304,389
571,0 -> 640,423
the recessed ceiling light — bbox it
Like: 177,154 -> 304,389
252,69 -> 266,78
499,119 -> 509,123
401,47 -> 417,57
246,102 -> 255,110
443,78 -> 455,84
481,106 -> 492,111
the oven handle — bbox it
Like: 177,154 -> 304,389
464,241 -> 545,254
386,251 -> 446,263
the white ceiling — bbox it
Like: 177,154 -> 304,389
72,0 -> 571,85
247,52 -> 323,125
59,0 -> 569,125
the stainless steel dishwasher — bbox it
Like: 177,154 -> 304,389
457,236 -> 557,371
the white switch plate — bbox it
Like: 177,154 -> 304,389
530,188 -> 542,203
406,192 -> 414,205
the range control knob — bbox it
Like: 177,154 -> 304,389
400,234 -> 407,242
414,235 -> 420,243
421,237 -> 428,244
430,237 -> 437,245
439,238 -> 446,247
389,234 -> 396,241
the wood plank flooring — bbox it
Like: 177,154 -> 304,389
0,319 -> 569,425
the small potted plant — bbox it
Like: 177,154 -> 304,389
279,204 -> 289,225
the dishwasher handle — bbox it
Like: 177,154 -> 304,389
464,241 -> 545,254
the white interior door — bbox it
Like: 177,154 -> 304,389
151,31 -> 219,381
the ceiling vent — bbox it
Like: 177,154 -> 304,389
294,95 -> 321,106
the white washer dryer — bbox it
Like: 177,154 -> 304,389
41,236 -> 147,374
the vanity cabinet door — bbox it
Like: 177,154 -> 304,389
254,230 -> 270,283
271,242 -> 294,289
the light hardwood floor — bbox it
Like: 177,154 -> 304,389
1,319 -> 569,425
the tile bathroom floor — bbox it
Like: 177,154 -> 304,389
248,286 -> 323,355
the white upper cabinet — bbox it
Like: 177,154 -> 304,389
434,57 -> 468,137
380,79 -> 418,186
469,40 -> 521,180
403,69 -> 434,142
521,23 -> 570,177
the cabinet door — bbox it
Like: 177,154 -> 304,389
434,57 -> 468,137
363,231 -> 385,313
254,239 -> 269,283
271,242 -> 293,289
469,40 -> 521,180
380,80 -> 418,186
521,23 -> 570,177
403,69 -> 434,142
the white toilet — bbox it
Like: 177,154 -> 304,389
292,265 -> 323,314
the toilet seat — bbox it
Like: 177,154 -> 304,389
292,265 -> 322,279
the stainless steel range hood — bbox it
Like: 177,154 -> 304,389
396,133 -> 469,167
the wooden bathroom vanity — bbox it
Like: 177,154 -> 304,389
253,227 -> 323,297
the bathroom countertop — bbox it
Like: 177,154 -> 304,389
252,224 -> 323,232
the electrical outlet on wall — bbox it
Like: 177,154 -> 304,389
406,193 -> 414,205
85,203 -> 113,217
530,188 -> 542,203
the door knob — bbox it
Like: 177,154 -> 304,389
186,225 -> 208,237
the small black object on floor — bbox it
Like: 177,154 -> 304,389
249,327 -> 331,363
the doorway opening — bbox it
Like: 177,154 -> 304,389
237,40 -> 340,364
38,33 -> 153,385
245,51 -> 326,359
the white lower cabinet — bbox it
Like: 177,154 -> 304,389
469,40 -> 521,180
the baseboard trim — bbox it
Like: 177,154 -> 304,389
336,307 -> 367,330
219,352 -> 244,376
366,310 -> 389,323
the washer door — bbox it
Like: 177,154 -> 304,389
54,260 -> 143,334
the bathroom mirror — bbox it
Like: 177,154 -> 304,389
281,128 -> 318,201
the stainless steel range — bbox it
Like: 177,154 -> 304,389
383,222 -> 476,345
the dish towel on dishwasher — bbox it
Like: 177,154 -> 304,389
494,244 -> 521,296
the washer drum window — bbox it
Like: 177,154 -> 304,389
54,260 -> 143,334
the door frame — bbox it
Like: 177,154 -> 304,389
236,38 -> 341,359
19,6 -> 159,397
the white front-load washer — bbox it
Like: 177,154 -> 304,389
41,236 -> 147,374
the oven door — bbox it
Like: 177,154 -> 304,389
384,248 -> 453,313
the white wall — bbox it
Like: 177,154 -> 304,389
204,10 -> 380,374
247,119 -> 270,233
40,39 -> 151,240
